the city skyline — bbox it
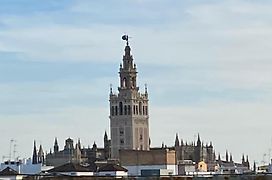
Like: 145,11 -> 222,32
0,0 -> 272,165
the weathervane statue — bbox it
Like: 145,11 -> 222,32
122,34 -> 129,46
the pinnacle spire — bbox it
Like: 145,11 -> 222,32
226,150 -> 229,162
104,131 -> 108,142
175,133 -> 180,147
32,140 -> 38,164
54,137 -> 59,153
197,133 -> 201,146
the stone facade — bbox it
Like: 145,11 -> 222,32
174,134 -> 215,165
45,133 -> 111,167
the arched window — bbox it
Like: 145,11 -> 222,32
136,106 -> 138,115
123,78 -> 127,88
124,105 -> 127,115
128,105 -> 131,115
119,102 -> 123,115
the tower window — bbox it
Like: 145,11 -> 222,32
136,106 -> 138,115
143,106 -> 145,115
123,78 -> 127,88
120,128 -> 124,136
124,105 -> 127,115
111,106 -> 114,116
120,139 -> 124,145
139,102 -> 142,115
133,105 -> 136,115
115,106 -> 118,115
119,102 -> 123,115
128,105 -> 131,115
140,134 -> 143,140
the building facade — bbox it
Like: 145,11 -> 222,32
174,134 -> 215,166
45,133 -> 111,167
109,36 -> 149,159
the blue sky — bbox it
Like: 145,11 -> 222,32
0,0 -> 272,165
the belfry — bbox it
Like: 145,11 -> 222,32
109,35 -> 150,159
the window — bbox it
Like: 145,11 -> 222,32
115,106 -> 118,115
123,78 -> 127,88
111,106 -> 114,116
136,106 -> 138,115
140,134 -> 143,140
120,139 -> 124,144
119,102 -> 123,115
133,105 -> 136,115
128,105 -> 131,115
120,128 -> 124,135
139,102 -> 142,115
124,105 -> 127,115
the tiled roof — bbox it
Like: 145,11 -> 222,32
0,167 -> 19,175
98,164 -> 128,172
48,162 -> 96,173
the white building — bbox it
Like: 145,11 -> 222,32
97,164 -> 128,177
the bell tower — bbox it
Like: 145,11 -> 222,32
109,35 -> 149,159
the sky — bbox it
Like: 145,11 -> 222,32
0,0 -> 272,166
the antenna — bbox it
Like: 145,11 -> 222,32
13,143 -> 17,160
9,139 -> 15,161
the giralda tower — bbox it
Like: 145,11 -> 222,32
109,35 -> 149,159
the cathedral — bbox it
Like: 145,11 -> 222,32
44,132 -> 110,167
31,36 -> 250,174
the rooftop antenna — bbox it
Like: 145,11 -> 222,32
13,143 -> 17,160
9,139 -> 15,161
